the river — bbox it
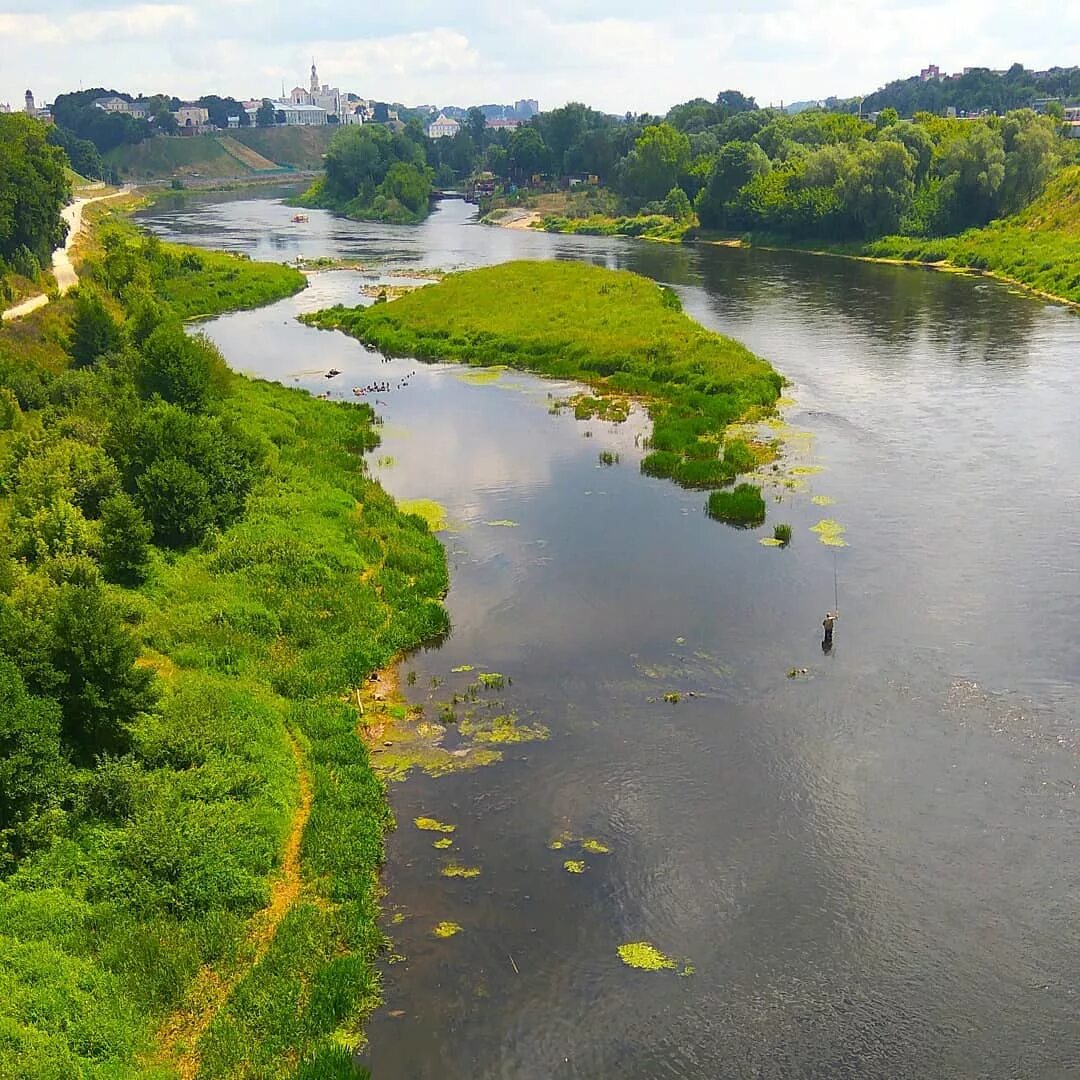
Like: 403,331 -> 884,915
139,193 -> 1080,1079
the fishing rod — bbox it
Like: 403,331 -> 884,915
833,548 -> 839,613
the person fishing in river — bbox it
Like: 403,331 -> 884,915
822,609 -> 838,649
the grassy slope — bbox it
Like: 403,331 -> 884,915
305,261 -> 782,489
0,218 -> 448,1076
107,128 -> 334,182
862,165 -> 1080,304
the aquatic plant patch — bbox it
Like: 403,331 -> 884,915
432,921 -> 462,939
617,942 -> 677,971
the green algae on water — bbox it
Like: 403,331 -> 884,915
477,672 -> 505,689
450,664 -> 475,673
563,860 -> 586,874
441,863 -> 481,879
456,366 -> 505,385
810,518 -> 848,547
617,942 -> 677,971
811,494 -> 836,506
414,817 -> 455,833
581,839 -> 610,855
459,712 -> 549,745
759,537 -> 784,547
399,498 -> 449,533
432,837 -> 454,849
432,921 -> 462,939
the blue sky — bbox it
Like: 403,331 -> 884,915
2,1 -> 1079,113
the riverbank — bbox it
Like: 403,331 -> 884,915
303,260 -> 783,497
0,202 -> 448,1077
483,167 -> 1080,310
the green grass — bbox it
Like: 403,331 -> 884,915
0,208 -> 448,1076
303,261 -> 782,491
863,165 -> 1080,305
539,213 -> 693,241
705,483 -> 766,526
81,218 -> 306,319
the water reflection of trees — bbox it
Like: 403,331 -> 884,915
682,245 -> 1039,371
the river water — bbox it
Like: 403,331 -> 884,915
139,193 -> 1080,1079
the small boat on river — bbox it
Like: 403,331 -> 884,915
291,214 -> 309,223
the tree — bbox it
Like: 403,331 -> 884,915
618,124 -> 691,203
198,95 -> 250,129
0,113 -> 70,269
935,124 -> 1006,229
841,140 -> 916,237
662,186 -> 693,221
465,106 -> 487,146
46,126 -> 105,181
50,583 -> 157,762
100,492 -> 153,586
695,140 -> 770,228
376,162 -> 432,216
137,322 -> 224,413
256,99 -> 276,127
70,289 -> 122,368
0,659 -> 66,859
507,125 -> 549,181
1000,112 -> 1059,212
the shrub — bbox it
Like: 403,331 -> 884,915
70,289 -> 121,369
100,492 -> 152,585
705,483 -> 766,526
773,522 -> 793,545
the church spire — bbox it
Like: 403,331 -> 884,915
310,59 -> 319,95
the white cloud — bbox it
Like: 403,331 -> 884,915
3,1 -> 1080,112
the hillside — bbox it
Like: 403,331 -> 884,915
106,127 -> 334,181
865,165 -> 1080,304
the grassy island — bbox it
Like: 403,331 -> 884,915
303,261 -> 783,491
0,206 -> 448,1077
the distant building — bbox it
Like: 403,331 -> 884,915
485,118 -> 521,132
271,101 -> 327,126
25,89 -> 35,115
514,98 -> 539,116
93,95 -> 147,119
0,102 -> 10,114
289,60 -> 352,123
428,113 -> 460,138
175,105 -> 210,131
919,64 -> 941,82
22,89 -> 53,124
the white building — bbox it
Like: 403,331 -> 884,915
93,95 -> 148,119
0,103 -> 10,114
289,61 -> 354,123
272,101 -> 327,126
428,113 -> 460,138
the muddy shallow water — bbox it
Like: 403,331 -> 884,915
140,195 -> 1080,1079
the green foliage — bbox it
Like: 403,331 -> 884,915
0,113 -> 70,269
865,163 -> 1080,303
51,583 -> 158,762
0,204 -> 449,1076
773,522 -> 793,545
84,218 -> 305,319
705,483 -> 766,526
618,123 -> 692,203
297,124 -> 434,224
0,660 -> 65,861
99,491 -> 152,585
70,288 -> 122,368
305,261 -> 781,493
137,322 -> 227,413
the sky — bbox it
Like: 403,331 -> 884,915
2,0 -> 1080,115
